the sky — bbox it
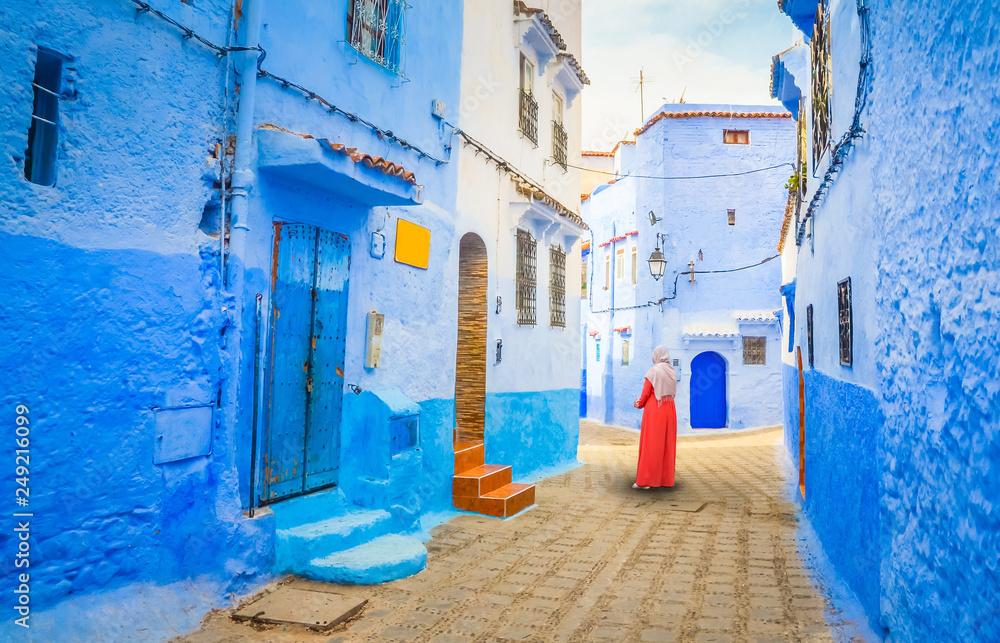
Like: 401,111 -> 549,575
580,0 -> 801,150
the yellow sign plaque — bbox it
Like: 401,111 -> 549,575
394,218 -> 431,270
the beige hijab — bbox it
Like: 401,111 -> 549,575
645,345 -> 678,404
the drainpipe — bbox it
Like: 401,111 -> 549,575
229,0 -> 263,252
226,0 -> 263,511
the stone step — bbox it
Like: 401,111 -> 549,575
304,534 -> 427,585
453,464 -> 512,498
270,487 -> 348,531
479,483 -> 535,518
276,509 -> 393,573
453,441 -> 485,473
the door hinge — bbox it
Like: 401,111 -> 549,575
306,377 -> 313,394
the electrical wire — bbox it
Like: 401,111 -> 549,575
126,0 -> 448,163
572,162 -> 793,181
586,254 -> 779,314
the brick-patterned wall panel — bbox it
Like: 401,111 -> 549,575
455,233 -> 488,443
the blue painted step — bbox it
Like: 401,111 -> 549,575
304,534 -> 427,585
276,508 -> 393,573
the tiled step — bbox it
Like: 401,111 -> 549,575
453,464 -> 512,498
478,483 -> 535,518
276,509 -> 393,573
305,534 -> 427,585
454,441 -> 484,473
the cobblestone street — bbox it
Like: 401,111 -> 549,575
178,422 -> 861,643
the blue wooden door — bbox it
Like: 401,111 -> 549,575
690,351 -> 727,429
264,223 -> 349,501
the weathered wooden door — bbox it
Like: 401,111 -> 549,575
263,222 -> 350,501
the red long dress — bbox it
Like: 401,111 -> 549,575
635,378 -> 677,487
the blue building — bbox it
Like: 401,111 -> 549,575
772,1 -> 1000,640
580,104 -> 794,434
0,0 -> 584,638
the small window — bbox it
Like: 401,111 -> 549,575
630,246 -> 637,285
743,336 -> 766,365
25,50 -> 64,187
347,0 -> 406,76
549,246 -> 566,328
807,304 -> 815,367
724,130 -> 750,145
515,229 -> 537,325
552,92 -> 563,124
595,341 -> 601,362
622,339 -> 630,366
581,259 -> 587,298
727,209 -> 736,226
616,248 -> 625,280
604,254 -> 610,289
520,54 -> 535,96
838,278 -> 852,366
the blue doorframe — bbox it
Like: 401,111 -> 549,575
263,222 -> 350,502
690,351 -> 727,429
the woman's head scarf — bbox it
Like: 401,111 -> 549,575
645,345 -> 678,403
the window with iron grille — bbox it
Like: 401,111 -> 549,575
807,304 -> 815,367
743,336 -> 766,365
25,50 -> 64,186
347,0 -> 406,76
549,246 -> 566,327
838,278 -> 852,366
519,54 -> 538,145
723,129 -> 749,145
811,0 -> 832,168
552,120 -> 567,169
516,229 -> 537,325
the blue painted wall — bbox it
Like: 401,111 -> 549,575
485,389 -> 580,480
0,0 -> 468,636
0,0 -> 272,634
775,1 -> 1000,640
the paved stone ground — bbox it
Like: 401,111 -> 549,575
176,421 -> 864,643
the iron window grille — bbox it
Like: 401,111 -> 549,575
549,246 -> 566,328
811,0 -> 832,169
743,336 -> 767,365
552,120 -> 568,169
347,0 -> 406,76
807,304 -> 815,367
25,50 -> 64,186
723,129 -> 749,145
516,229 -> 537,325
838,278 -> 852,366
519,90 -> 539,145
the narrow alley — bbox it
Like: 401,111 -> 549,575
177,422 -> 858,643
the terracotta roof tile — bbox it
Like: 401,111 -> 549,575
635,110 -> 792,136
581,151 -> 614,157
514,180 -> 589,230
259,124 -> 417,185
514,1 -> 567,51
777,188 -> 796,252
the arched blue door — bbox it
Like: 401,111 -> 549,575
690,351 -> 727,428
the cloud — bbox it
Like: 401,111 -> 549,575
581,0 -> 800,146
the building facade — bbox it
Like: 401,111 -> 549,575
772,1 -> 1000,640
453,0 -> 588,492
0,0 -> 585,638
581,104 -> 794,434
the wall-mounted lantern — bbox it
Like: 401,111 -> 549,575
648,233 -> 667,281
648,210 -> 662,226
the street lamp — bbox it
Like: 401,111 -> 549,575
648,210 -> 662,226
648,233 -> 667,281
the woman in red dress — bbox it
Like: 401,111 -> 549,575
633,345 -> 678,489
